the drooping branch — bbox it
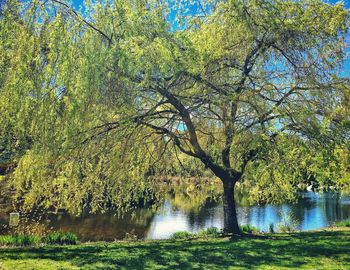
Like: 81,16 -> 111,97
49,0 -> 113,44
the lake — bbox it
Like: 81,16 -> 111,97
1,192 -> 349,241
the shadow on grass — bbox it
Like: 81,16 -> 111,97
0,230 -> 349,269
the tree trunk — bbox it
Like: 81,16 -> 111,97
222,179 -> 241,235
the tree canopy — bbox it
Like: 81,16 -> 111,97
0,0 -> 349,233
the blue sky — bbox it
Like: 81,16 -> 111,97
69,0 -> 350,77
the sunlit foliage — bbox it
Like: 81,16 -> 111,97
0,0 -> 349,224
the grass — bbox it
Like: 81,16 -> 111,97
170,227 -> 221,240
45,232 -> 78,245
0,235 -> 41,247
335,219 -> 350,227
0,228 -> 349,269
0,232 -> 77,247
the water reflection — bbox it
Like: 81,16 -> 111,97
1,192 -> 350,241
147,192 -> 350,239
236,192 -> 350,233
146,192 -> 350,239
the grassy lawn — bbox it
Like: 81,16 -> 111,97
0,229 -> 349,270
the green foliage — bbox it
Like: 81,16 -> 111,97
169,231 -> 195,240
197,227 -> 221,238
239,224 -> 260,234
0,232 -> 78,246
334,219 -> 350,227
170,227 -> 222,240
44,232 -> 78,245
0,234 -> 41,247
269,223 -> 275,234
0,0 -> 349,220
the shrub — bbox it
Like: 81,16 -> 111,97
197,227 -> 221,238
240,224 -> 260,234
0,234 -> 40,246
169,231 -> 194,240
335,219 -> 350,227
45,232 -> 78,245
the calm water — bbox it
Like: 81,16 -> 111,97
1,192 -> 350,241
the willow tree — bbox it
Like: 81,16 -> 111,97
1,0 -> 349,234
83,0 -> 347,234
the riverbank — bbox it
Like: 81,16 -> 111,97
0,228 -> 349,269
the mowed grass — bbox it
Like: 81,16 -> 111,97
0,229 -> 349,270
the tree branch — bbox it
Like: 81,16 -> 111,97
50,0 -> 112,44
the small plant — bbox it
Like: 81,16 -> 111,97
276,223 -> 297,233
124,232 -> 138,241
240,224 -> 260,234
170,231 -> 194,240
334,219 -> 350,227
45,231 -> 77,245
276,213 -> 299,233
197,227 -> 221,238
269,223 -> 275,233
277,223 -> 296,233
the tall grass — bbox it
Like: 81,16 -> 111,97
0,234 -> 41,246
45,232 -> 78,245
0,232 -> 78,247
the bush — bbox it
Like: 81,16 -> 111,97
45,232 -> 78,245
197,227 -> 221,238
0,234 -> 40,246
240,224 -> 260,234
335,219 -> 350,227
169,231 -> 194,240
